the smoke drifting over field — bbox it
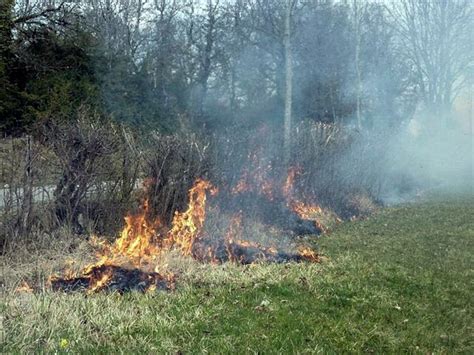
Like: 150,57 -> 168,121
369,108 -> 472,204
329,112 -> 473,206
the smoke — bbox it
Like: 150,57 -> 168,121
83,0 -> 473,208
375,110 -> 473,204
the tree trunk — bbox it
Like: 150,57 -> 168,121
19,136 -> 33,236
354,0 -> 362,130
0,0 -> 14,78
283,0 -> 293,165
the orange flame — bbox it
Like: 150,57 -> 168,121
15,281 -> 33,293
283,166 -> 301,198
290,201 -> 327,232
298,246 -> 319,262
87,267 -> 113,294
167,179 -> 218,255
50,174 -> 321,293
115,200 -> 161,264
291,201 -> 323,219
50,179 -> 218,292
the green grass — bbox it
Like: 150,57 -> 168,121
2,196 -> 473,353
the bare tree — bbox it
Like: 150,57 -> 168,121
388,0 -> 473,123
150,0 -> 185,104
352,0 -> 365,129
283,0 -> 293,164
185,0 -> 223,117
13,0 -> 72,27
244,0 -> 299,162
197,0 -> 220,115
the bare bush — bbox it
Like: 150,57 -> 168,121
41,113 -> 116,231
1,110 -> 146,250
39,110 -> 143,234
144,131 -> 211,225
208,121 -> 386,219
291,121 -> 386,217
1,113 -> 390,251
0,136 -> 56,246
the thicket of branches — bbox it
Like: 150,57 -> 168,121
0,110 -> 142,247
0,115 -> 391,250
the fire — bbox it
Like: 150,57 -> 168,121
291,201 -> 323,219
113,200 -> 161,264
224,212 -> 278,263
297,246 -> 319,263
49,179 -> 217,293
290,201 -> 327,233
283,166 -> 301,198
230,150 -> 275,200
50,173 -> 321,294
167,179 -> 218,255
281,166 -> 331,233
87,267 -> 113,294
15,281 -> 33,293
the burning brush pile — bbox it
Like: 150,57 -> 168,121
49,166 -> 328,294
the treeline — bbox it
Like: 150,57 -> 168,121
0,0 -> 472,135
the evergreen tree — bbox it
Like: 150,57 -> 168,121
0,0 -> 25,135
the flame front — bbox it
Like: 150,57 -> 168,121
50,173 -> 321,294
50,179 -> 218,293
167,179 -> 218,255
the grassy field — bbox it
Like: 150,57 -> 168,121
1,195 -> 473,353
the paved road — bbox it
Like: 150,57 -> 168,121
0,185 -> 55,209
0,180 -> 144,209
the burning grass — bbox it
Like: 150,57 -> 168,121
2,196 -> 473,353
44,170 -> 327,294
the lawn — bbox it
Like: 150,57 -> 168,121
1,195 -> 473,353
